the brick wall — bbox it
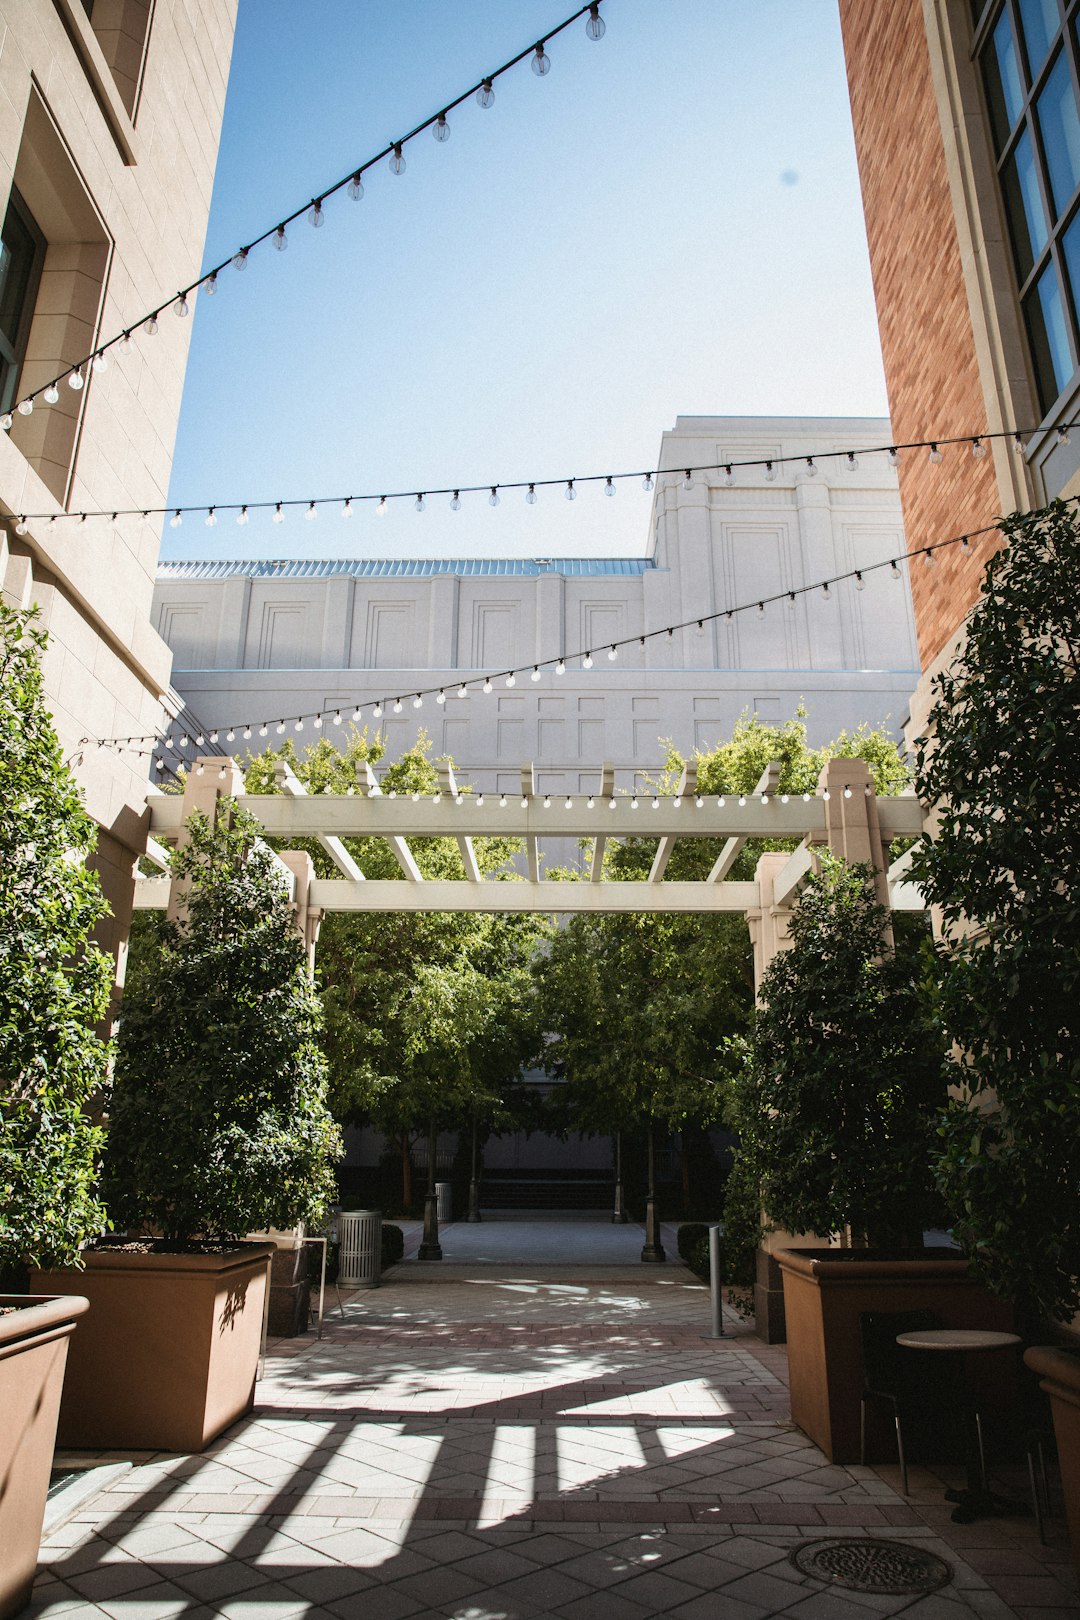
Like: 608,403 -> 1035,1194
838,0 -> 1001,671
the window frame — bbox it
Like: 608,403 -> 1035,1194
0,186 -> 47,416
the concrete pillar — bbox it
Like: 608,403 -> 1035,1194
166,755 -> 246,923
812,756 -> 892,938
278,850 -> 323,980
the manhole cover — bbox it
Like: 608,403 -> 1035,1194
790,1539 -> 952,1595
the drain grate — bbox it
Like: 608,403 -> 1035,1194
790,1538 -> 953,1595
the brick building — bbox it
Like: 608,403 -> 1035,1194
0,0 -> 237,975
838,0 -> 1080,730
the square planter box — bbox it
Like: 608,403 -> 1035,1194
31,1242 -> 274,1453
776,1248 -> 1015,1463
1024,1345 -> 1080,1576
0,1293 -> 88,1620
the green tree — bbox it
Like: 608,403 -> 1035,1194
738,855 -> 944,1247
0,604 -> 112,1273
105,806 -> 342,1242
244,732 -> 548,1210
913,499 -> 1080,1326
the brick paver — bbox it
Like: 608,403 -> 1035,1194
31,1220 -> 1079,1618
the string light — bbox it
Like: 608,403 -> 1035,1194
434,113 -> 450,141
87,512 -> 1013,758
526,483 -> 537,504
928,443 -> 942,464
586,2 -> 606,38
476,78 -> 495,108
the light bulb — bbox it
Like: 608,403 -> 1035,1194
436,689 -> 446,704
306,502 -> 317,521
533,42 -> 551,74
119,331 -> 133,354
448,490 -> 461,511
499,794 -> 507,806
434,113 -> 450,142
582,651 -> 593,669
348,172 -> 364,200
92,352 -> 107,372
477,79 -> 495,108
526,484 -> 537,504
205,507 -> 217,528
888,446 -> 900,469
476,793 -> 484,806
683,469 -> 693,489
960,535 -> 971,554
14,516 -> 28,534
489,487 -> 499,507
389,143 -> 405,175
928,443 -> 942,464
556,658 -> 566,675
204,275 -> 217,297
652,797 -> 660,810
144,313 -> 158,335
17,398 -> 32,415
226,727 -> 235,742
607,644 -> 618,660
274,225 -> 287,251
890,559 -> 901,579
232,248 -> 248,271
259,723 -> 268,736
415,494 -> 425,512
309,199 -> 325,228
846,452 -> 858,472
642,472 -> 653,491
543,795 -> 551,808
757,602 -> 765,618
586,3 -> 606,39
631,795 -> 638,809
844,786 -> 853,799
457,683 -> 468,698
1057,425 -> 1071,446
377,496 -> 387,515
565,480 -> 576,500
723,465 -> 735,486
176,294 -> 190,317
342,498 -> 354,518
821,581 -> 831,599
605,476 -> 615,497
242,725 -> 252,739
393,698 -> 403,713
69,368 -> 85,391
483,677 -> 493,693
855,571 -> 865,590
352,706 -> 362,720
923,549 -> 936,568
412,695 -> 422,708
531,666 -> 541,681
805,457 -> 817,476
505,672 -> 516,687
169,510 -> 182,528
295,718 -> 304,731
44,382 -> 59,405
764,461 -> 777,482
276,720 -> 286,734
273,503 -> 284,524
235,505 -> 249,525
565,795 -> 573,809
372,702 -> 383,717
972,437 -> 986,460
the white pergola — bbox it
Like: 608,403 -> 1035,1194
135,756 -> 926,970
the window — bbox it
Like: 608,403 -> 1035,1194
0,190 -> 45,415
974,0 -> 1080,414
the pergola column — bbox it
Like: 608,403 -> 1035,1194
166,756 -> 246,924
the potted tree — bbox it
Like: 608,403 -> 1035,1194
911,501 -> 1080,1568
742,854 -> 1012,1462
32,804 -> 343,1453
0,604 -> 107,1618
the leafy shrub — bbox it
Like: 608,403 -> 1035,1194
677,1223 -> 711,1267
381,1222 -> 404,1269
0,605 -> 112,1274
105,806 -> 342,1243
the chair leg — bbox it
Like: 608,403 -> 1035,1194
894,1409 -> 909,1496
974,1412 -> 987,1494
860,1399 -> 868,1468
1027,1448 -> 1046,1544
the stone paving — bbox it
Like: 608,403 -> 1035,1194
32,1218 -> 1080,1620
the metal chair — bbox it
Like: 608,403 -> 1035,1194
859,1308 -> 946,1494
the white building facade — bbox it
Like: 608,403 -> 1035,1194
154,417 -> 920,822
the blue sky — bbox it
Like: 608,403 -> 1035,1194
163,0 -> 888,563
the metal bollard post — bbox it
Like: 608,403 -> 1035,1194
708,1223 -> 726,1338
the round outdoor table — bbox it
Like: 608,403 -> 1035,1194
895,1329 -> 1023,1521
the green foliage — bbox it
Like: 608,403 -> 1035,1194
245,735 -> 549,1195
0,605 -> 112,1271
740,855 -> 945,1246
106,806 -> 342,1242
912,500 -> 1080,1325
380,1222 -> 404,1269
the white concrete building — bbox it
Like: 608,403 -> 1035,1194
154,416 -> 919,876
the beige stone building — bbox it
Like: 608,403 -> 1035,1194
0,0 -> 237,973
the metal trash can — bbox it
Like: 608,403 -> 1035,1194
337,1210 -> 383,1288
436,1181 -> 452,1222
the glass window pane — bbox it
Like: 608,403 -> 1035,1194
1059,206 -> 1080,322
983,10 -> 1026,149
1037,50 -> 1080,214
1018,0 -> 1061,76
0,204 -> 35,353
1002,127 -> 1049,278
1024,261 -> 1074,408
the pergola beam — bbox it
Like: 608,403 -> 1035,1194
772,843 -> 814,909
437,762 -> 482,882
360,759 -> 423,882
307,879 -> 763,914
648,763 -> 696,883
275,759 -> 365,883
590,762 -> 615,882
521,764 -> 540,882
707,760 -> 785,882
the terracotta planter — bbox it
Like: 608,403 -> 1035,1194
776,1248 -> 1015,1463
1024,1345 -> 1080,1575
31,1242 -> 273,1453
0,1293 -> 88,1620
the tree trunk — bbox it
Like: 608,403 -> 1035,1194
401,1132 -> 412,1212
467,1115 -> 482,1222
612,1131 -> 627,1223
641,1118 -> 666,1263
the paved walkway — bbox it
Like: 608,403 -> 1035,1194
401,1209 -> 682,1266
34,1221 -> 1079,1620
